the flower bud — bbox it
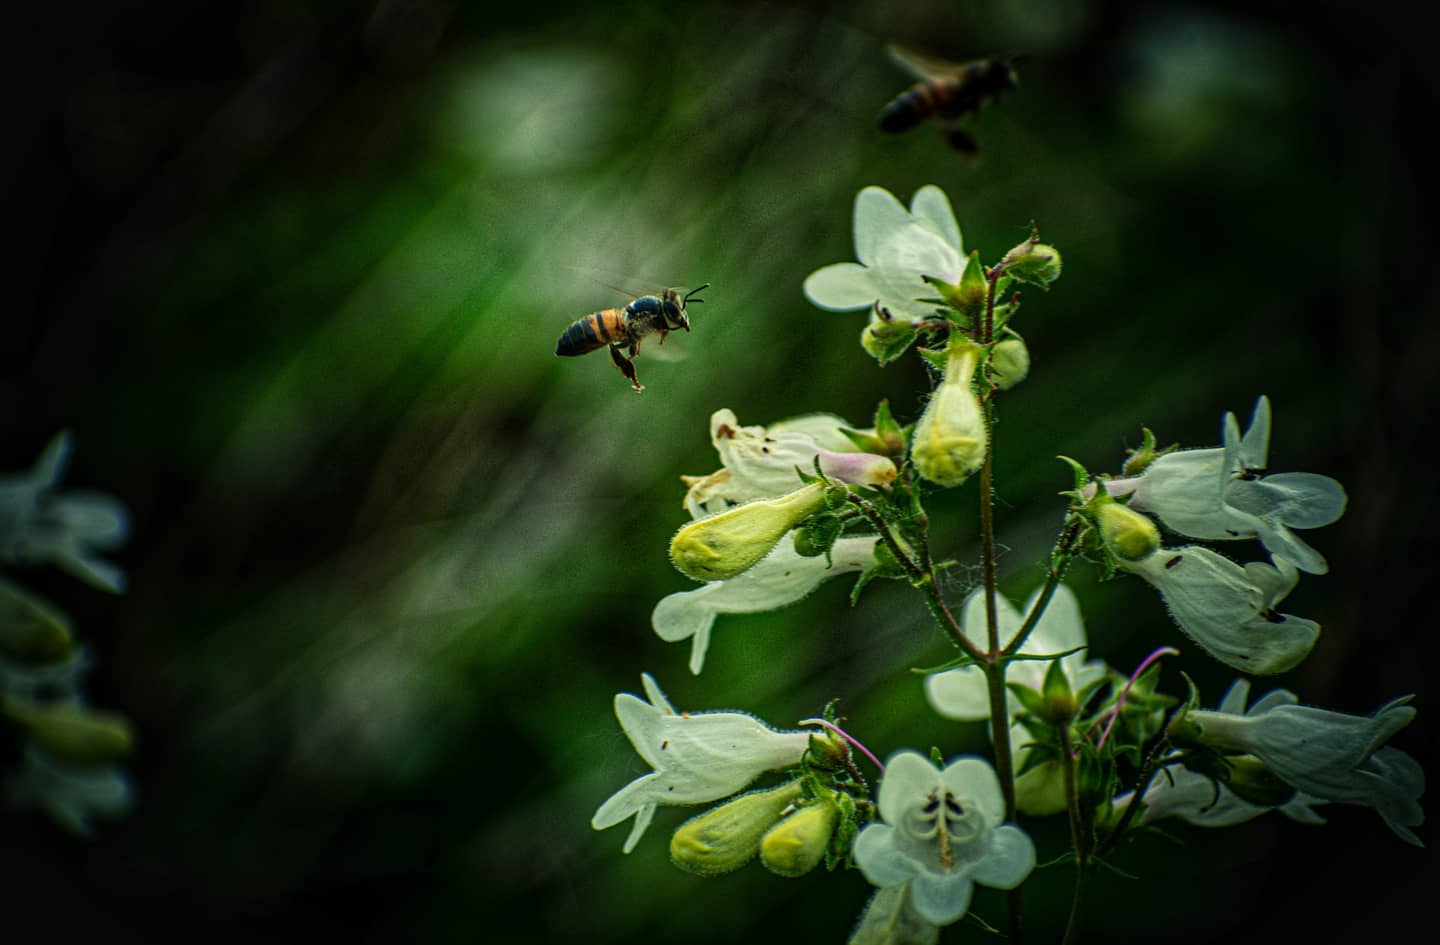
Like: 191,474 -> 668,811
860,316 -> 918,365
4,703 -> 134,765
670,780 -> 805,876
1001,236 -> 1063,288
990,337 -> 1030,390
670,482 -> 827,581
1041,658 -> 1078,721
1095,499 -> 1161,562
911,341 -> 986,487
760,798 -> 838,877
0,580 -> 76,665
815,450 -> 897,489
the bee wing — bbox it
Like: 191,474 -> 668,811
644,331 -> 691,363
885,43 -> 969,81
565,265 -> 667,300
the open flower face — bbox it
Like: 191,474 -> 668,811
1127,397 -> 1346,574
1121,547 -> 1319,675
653,537 -> 879,674
591,674 -> 811,853
853,752 -> 1035,926
1187,688 -> 1424,845
803,185 -> 965,322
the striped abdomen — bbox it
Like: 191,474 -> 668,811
556,308 -> 629,356
878,78 -> 960,132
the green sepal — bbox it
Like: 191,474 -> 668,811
1041,658 -> 1077,721
929,746 -> 945,767
850,539 -> 910,605
1056,455 -> 1092,496
793,514 -> 844,559
0,580 -> 77,665
1003,645 -> 1087,664
954,250 -> 989,322
839,428 -> 891,456
1006,681 -> 1047,719
874,399 -> 907,454
910,654 -> 979,675
1000,230 -> 1062,290
1122,428 -> 1180,477
4,703 -> 134,765
917,345 -> 948,373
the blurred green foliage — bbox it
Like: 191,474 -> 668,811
3,0 -> 1433,942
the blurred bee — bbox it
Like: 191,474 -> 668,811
877,45 -> 1022,155
555,284 -> 710,392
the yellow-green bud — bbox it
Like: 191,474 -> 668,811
759,798 -> 838,878
0,580 -> 76,665
911,341 -> 986,487
670,780 -> 805,876
1095,499 -> 1161,562
5,703 -> 134,765
990,337 -> 1030,391
670,482 -> 828,581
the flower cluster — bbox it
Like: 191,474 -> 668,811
1,433 -> 134,834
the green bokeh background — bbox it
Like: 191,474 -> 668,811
4,1 -> 1434,942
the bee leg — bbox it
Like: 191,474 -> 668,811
658,328 -> 668,346
938,121 -> 979,156
610,343 -> 644,392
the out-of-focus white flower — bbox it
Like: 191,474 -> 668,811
1118,397 -> 1346,574
591,673 -> 811,853
1121,680 -> 1327,829
1182,685 -> 1424,845
681,409 -> 891,519
925,584 -> 1108,815
0,432 -> 129,593
803,185 -> 965,322
6,746 -> 134,836
654,537 -> 879,674
1120,547 -> 1319,675
853,751 -> 1035,926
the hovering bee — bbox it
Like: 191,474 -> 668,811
877,45 -> 1022,155
555,284 -> 710,392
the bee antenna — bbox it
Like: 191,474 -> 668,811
683,283 -> 711,305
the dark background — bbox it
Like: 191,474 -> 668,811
3,0 -> 1434,942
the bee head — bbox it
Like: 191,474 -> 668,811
663,283 -> 709,331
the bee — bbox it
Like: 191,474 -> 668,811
555,284 -> 709,392
877,45 -> 1022,155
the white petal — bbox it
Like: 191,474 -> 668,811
615,692 -> 666,768
652,585 -> 723,643
909,185 -> 962,251
853,823 -> 915,887
804,263 -> 880,311
939,757 -> 1006,826
1217,679 -> 1252,716
1240,396 -> 1272,470
854,186 -> 913,266
592,772 -> 661,830
909,873 -> 975,926
1252,518 -> 1328,575
1024,583 -> 1084,657
924,666 -> 991,721
1132,448 -> 1230,538
1246,687 -> 1299,716
970,824 -> 1035,889
879,751 -> 942,825
54,495 -> 129,547
639,673 -> 674,714
1249,472 -> 1348,528
32,432 -> 73,486
768,413 -> 860,452
622,802 -> 656,853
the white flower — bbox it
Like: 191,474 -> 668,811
1121,396 -> 1346,574
653,536 -> 879,674
803,185 -> 965,322
1120,547 -> 1319,675
682,409 -> 893,519
0,432 -> 129,593
1123,680 -> 1327,829
6,746 -> 134,836
1185,686 -> 1424,845
925,584 -> 1109,815
591,673 -> 811,853
853,751 -> 1035,926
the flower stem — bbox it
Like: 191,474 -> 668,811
1095,733 -> 1174,857
1002,515 -> 1082,657
1059,722 -> 1087,945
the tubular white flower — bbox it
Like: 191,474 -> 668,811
591,673 -> 811,853
653,537 -> 879,674
803,185 -> 965,322
1120,547 -> 1319,674
0,432 -> 129,593
853,751 -> 1035,926
1122,396 -> 1347,574
682,409 -> 893,519
1124,680 -> 1327,829
924,584 -> 1108,815
1186,687 -> 1424,845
